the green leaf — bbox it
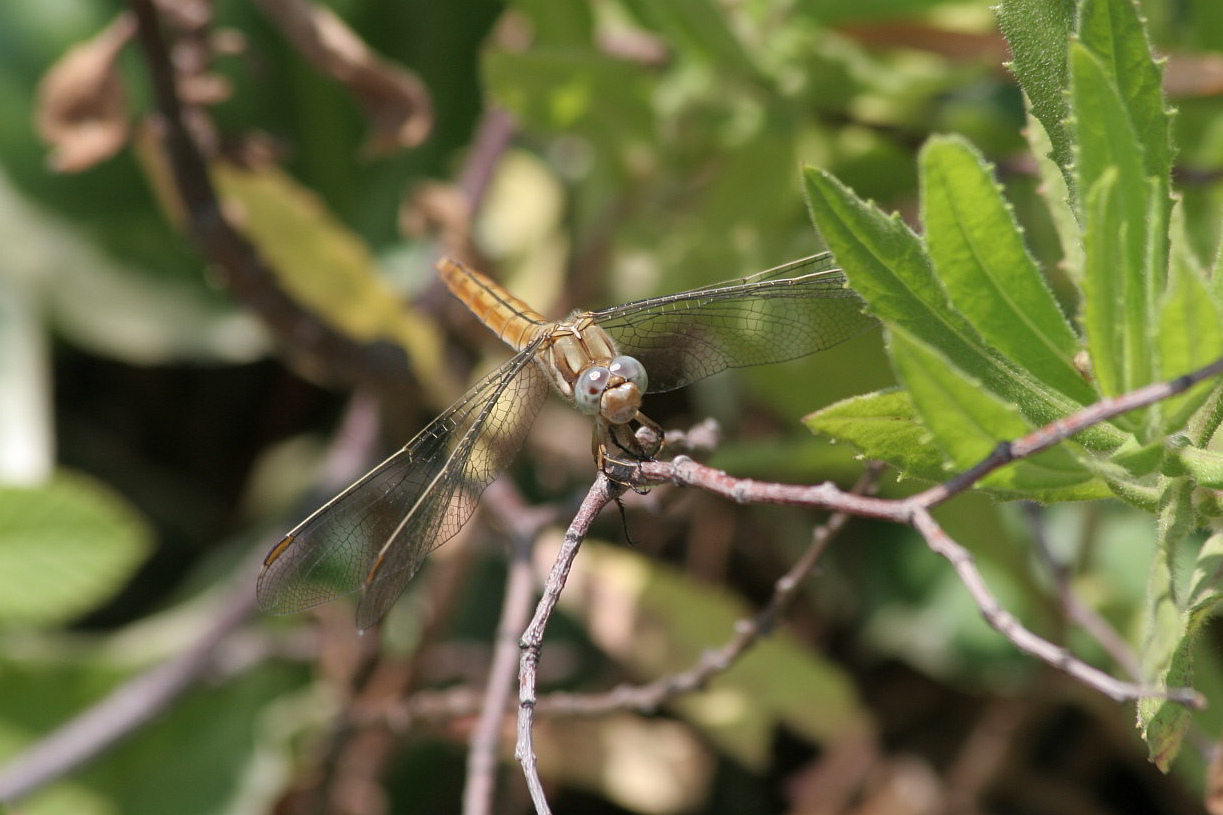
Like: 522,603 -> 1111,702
1176,446 -> 1223,489
806,386 -> 1110,502
1072,44 -> 1159,404
1080,168 -> 1126,402
996,0 -> 1076,181
1138,519 -> 1223,770
1086,464 -> 1162,512
803,166 -> 1126,452
1076,0 -> 1174,184
888,327 -> 1101,500
805,388 -> 950,483
1211,228 -> 1223,309
918,135 -> 1094,405
483,50 -> 656,142
1157,216 -> 1223,432
1107,437 -> 1164,478
511,0 -> 594,47
0,655 -> 298,815
90,665 -> 299,815
0,471 -> 151,626
1023,109 -> 1083,279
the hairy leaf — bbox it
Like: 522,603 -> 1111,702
919,135 -> 1093,405
889,327 -> 1101,500
804,166 -> 1125,452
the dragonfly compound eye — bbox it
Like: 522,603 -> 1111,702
608,356 -> 648,393
575,365 -> 611,415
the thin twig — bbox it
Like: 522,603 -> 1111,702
909,507 -> 1199,705
633,453 -> 1203,706
636,456 -> 905,520
911,357 -> 1223,507
392,355 -> 1223,815
457,107 -> 516,211
1021,502 -> 1144,680
462,480 -> 557,815
622,357 -> 1223,709
127,0 -> 419,403
516,474 -> 625,815
536,463 -> 883,716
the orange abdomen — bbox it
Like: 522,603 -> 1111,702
437,258 -> 547,351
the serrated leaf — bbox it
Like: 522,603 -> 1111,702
1080,168 -> 1125,400
1157,215 -> 1223,432
805,388 -> 950,482
1138,521 -> 1223,770
996,0 -> 1076,182
1211,230 -> 1223,309
1080,167 -> 1155,444
806,386 -> 1109,502
0,471 -> 151,626
1073,44 -> 1159,405
889,327 -> 1099,499
919,135 -> 1094,405
1076,0 -> 1173,184
803,166 -> 1125,452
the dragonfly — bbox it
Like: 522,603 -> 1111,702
258,253 -> 876,629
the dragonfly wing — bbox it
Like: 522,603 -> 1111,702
594,256 -> 876,393
257,347 -> 549,628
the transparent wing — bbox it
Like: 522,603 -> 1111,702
257,346 -> 549,629
592,253 -> 876,392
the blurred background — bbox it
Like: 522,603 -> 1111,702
2,0 -> 1223,813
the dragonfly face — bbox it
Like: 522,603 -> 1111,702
258,254 -> 876,629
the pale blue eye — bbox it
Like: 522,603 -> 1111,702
575,366 -> 611,415
608,356 -> 648,392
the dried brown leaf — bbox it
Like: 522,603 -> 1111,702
256,0 -> 433,155
35,14 -> 136,173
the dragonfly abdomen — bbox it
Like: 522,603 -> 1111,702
438,258 -> 548,351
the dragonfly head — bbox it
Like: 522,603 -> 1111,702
575,355 -> 648,424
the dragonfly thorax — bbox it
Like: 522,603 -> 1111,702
538,315 -> 646,425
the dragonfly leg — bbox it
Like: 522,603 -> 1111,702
595,412 -> 666,490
